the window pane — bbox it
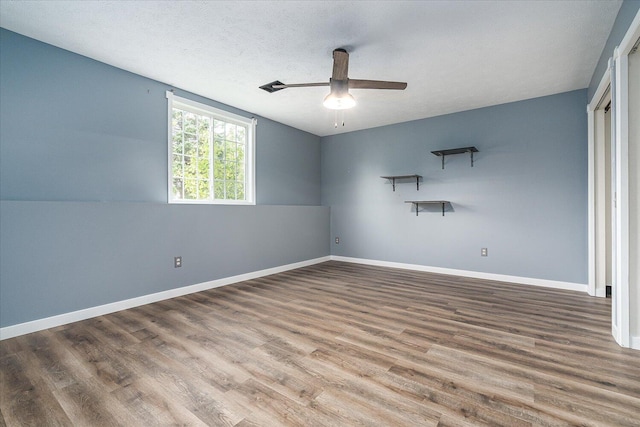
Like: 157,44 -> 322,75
225,141 -> 236,160
214,180 -> 224,199
198,180 -> 210,199
172,110 -> 183,130
196,158 -> 209,180
172,178 -> 183,199
225,123 -> 236,141
198,116 -> 211,133
184,179 -> 197,199
184,112 -> 197,134
237,182 -> 245,200
225,181 -> 236,200
237,126 -> 246,143
226,162 -> 237,180
183,155 -> 194,169
237,162 -> 245,181
172,134 -> 183,155
214,140 -> 224,160
214,160 -> 225,179
197,129 -> 209,157
172,155 -> 183,178
214,120 -> 225,139
184,135 -> 197,157
236,144 -> 245,162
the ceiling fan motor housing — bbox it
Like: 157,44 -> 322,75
329,79 -> 349,96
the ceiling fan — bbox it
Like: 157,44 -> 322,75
259,48 -> 407,110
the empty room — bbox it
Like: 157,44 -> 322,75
1,1 -> 640,425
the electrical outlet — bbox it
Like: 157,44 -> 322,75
481,248 -> 488,257
174,256 -> 182,268
335,237 -> 340,244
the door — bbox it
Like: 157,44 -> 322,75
610,59 -> 619,340
628,40 -> 639,346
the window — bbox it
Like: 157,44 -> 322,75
167,91 -> 255,204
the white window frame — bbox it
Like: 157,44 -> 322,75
166,91 -> 256,205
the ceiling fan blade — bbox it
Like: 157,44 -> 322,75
259,80 -> 329,93
278,82 -> 329,88
332,49 -> 349,81
349,79 -> 407,90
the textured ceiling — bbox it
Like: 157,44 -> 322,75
0,1 -> 622,137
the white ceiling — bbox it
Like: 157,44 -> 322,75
0,1 -> 622,137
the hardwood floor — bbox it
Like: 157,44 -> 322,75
1,261 -> 639,426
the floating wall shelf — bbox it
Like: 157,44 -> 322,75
380,174 -> 422,191
405,200 -> 450,216
431,146 -> 478,169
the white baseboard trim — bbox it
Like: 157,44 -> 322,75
631,335 -> 640,351
330,256 -> 588,293
612,324 -> 621,347
0,256 -> 330,341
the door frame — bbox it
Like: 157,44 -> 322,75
587,71 -> 611,299
587,10 -> 640,348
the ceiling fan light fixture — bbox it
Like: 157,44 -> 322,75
260,48 -> 406,114
323,91 -> 356,110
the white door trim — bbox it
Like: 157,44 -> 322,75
587,106 -> 595,297
613,49 -> 630,348
587,69 -> 612,298
586,9 -> 640,348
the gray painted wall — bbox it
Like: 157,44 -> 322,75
0,29 -> 327,328
321,90 -> 588,284
0,28 -> 321,205
0,201 -> 329,326
588,0 -> 640,101
256,117 -> 321,206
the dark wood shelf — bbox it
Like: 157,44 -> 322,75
381,174 -> 422,191
431,146 -> 478,169
405,200 -> 450,216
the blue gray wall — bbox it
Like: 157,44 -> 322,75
0,29 -> 321,205
321,90 -> 588,284
0,202 -> 328,326
0,29 -> 327,328
588,0 -> 640,101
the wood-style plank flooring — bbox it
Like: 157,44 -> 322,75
1,261 -> 639,426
